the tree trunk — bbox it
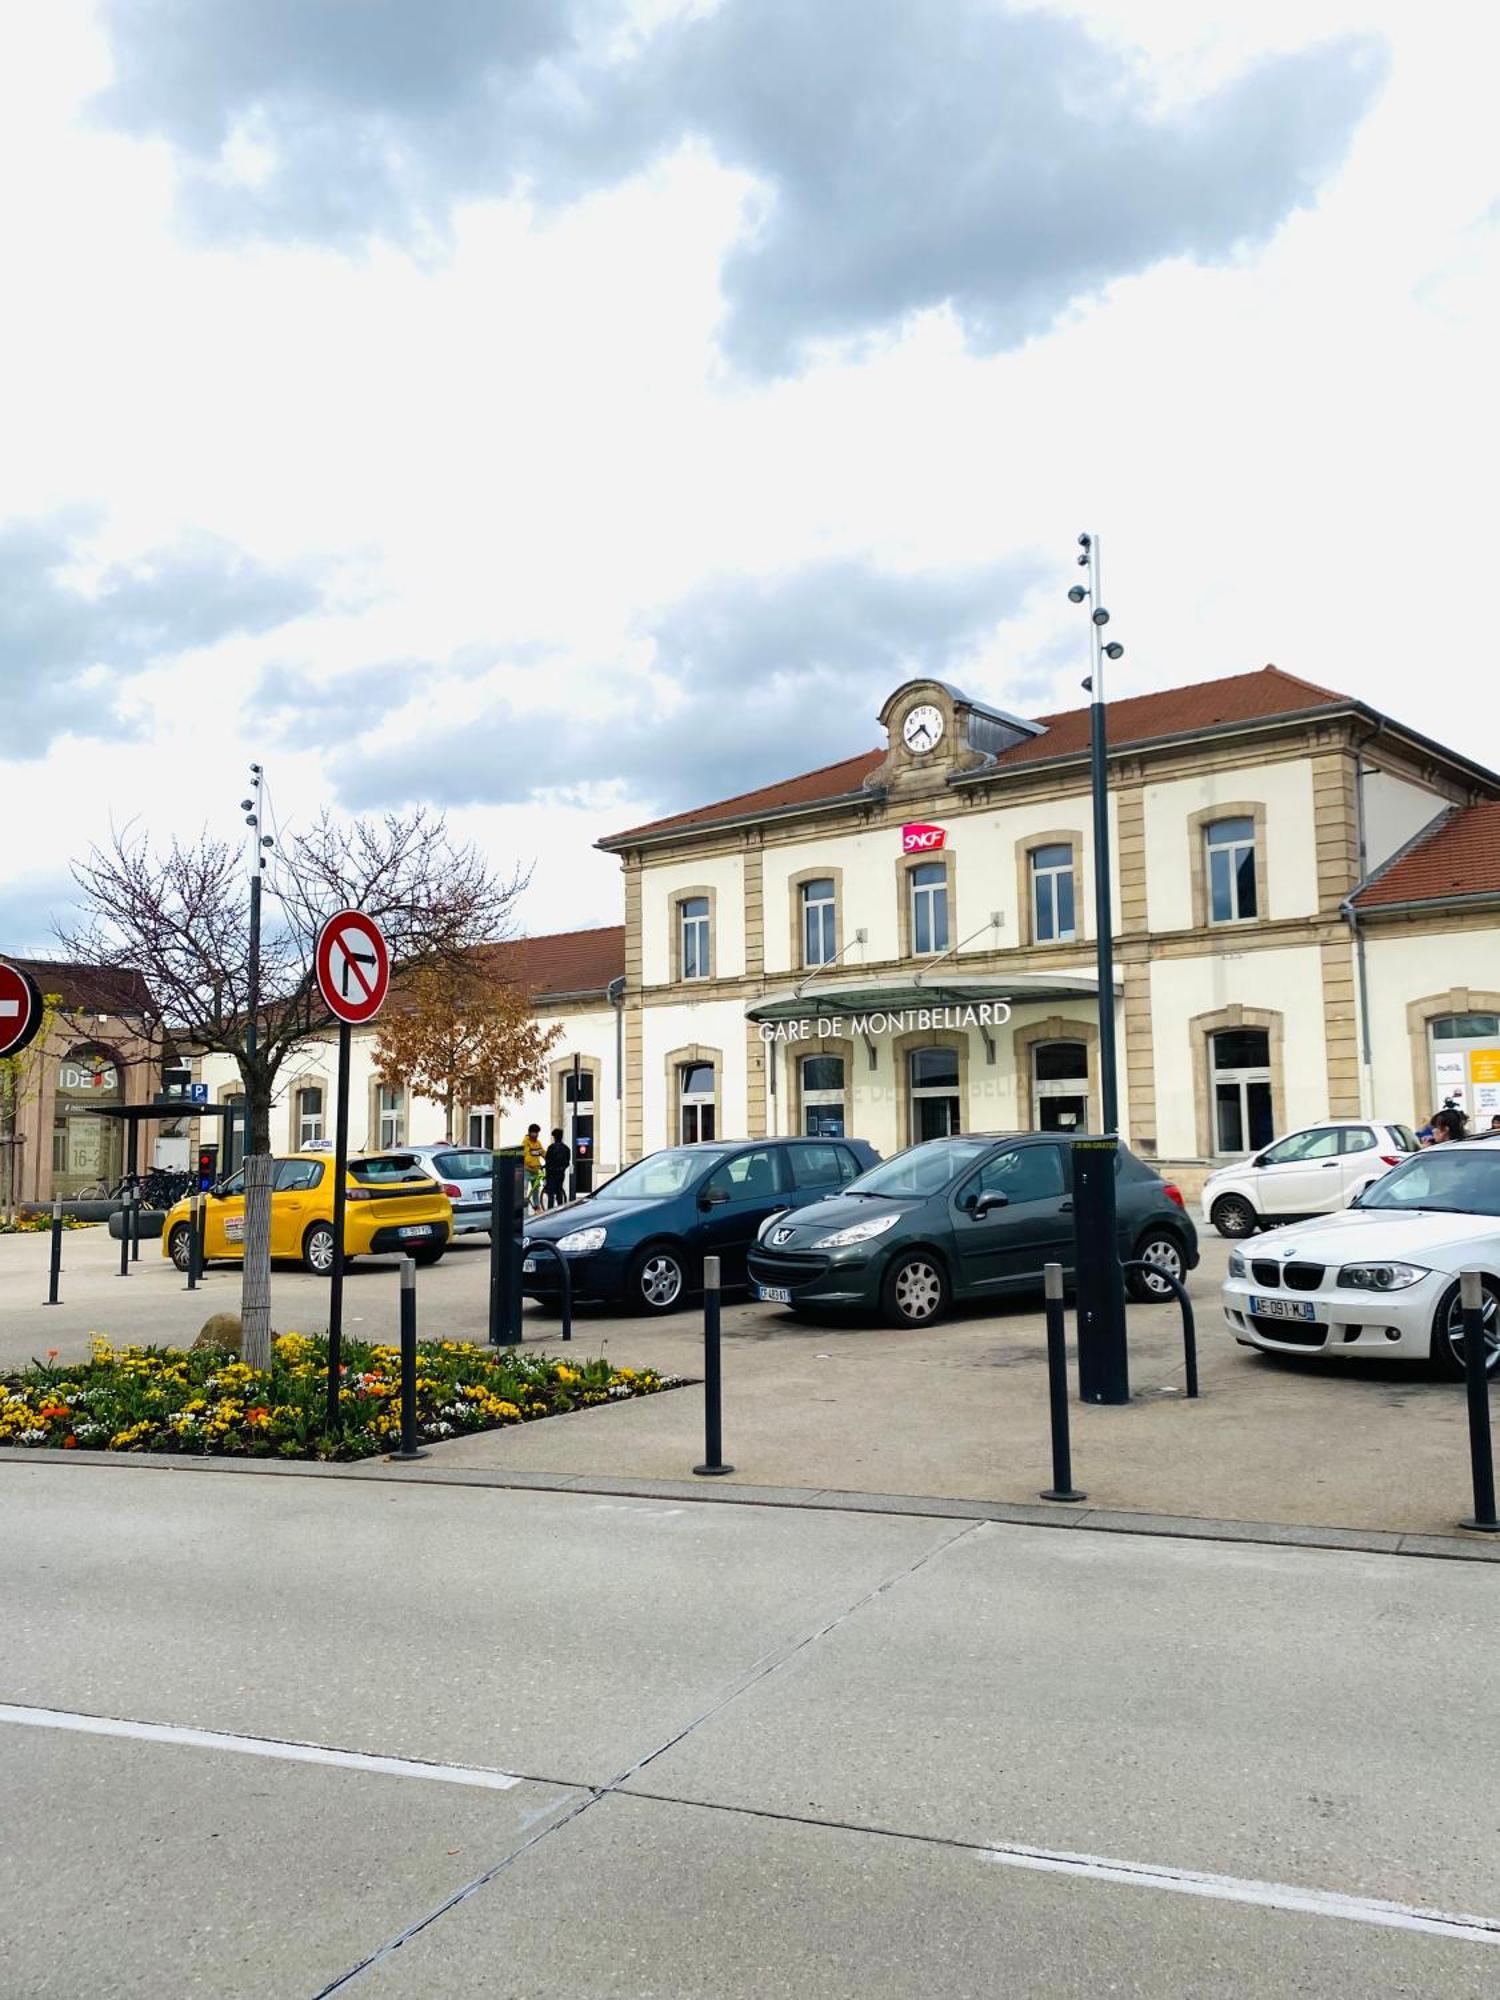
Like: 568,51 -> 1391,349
239,1079 -> 276,1371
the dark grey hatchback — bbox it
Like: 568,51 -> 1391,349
522,1136 -> 879,1314
746,1132 -> 1198,1328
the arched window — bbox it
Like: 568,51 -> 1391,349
1211,1029 -> 1273,1153
679,1061 -> 715,1143
909,1046 -> 960,1140
51,1046 -> 123,1191
800,1054 -> 846,1137
1032,1040 -> 1088,1132
909,862 -> 949,956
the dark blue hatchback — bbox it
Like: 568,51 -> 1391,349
521,1136 -> 879,1314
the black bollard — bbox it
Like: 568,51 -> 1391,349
45,1194 -> 63,1306
395,1257 -> 425,1461
489,1155 -> 523,1346
693,1254 -> 734,1477
1040,1262 -> 1086,1502
130,1183 -> 141,1263
1458,1271 -> 1499,1533
185,1194 -> 200,1292
117,1187 -> 133,1278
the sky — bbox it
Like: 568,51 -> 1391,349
1,0 -> 1497,954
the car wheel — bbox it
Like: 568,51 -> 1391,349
881,1251 -> 950,1329
630,1244 -> 686,1315
411,1244 -> 445,1267
302,1222 -> 339,1276
168,1223 -> 194,1272
1210,1194 -> 1257,1239
1430,1276 -> 1500,1380
1127,1230 -> 1186,1301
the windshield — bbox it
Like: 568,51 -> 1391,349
598,1147 -> 729,1200
845,1137 -> 992,1199
1358,1145 -> 1500,1216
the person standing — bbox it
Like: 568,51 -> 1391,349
522,1123 -> 545,1212
544,1127 -> 571,1207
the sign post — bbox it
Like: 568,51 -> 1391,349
314,910 -> 392,1435
0,961 -> 44,1061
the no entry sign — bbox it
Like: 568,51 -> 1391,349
0,960 -> 44,1060
315,910 -> 391,1025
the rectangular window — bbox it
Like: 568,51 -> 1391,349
467,1109 -> 495,1148
1030,844 -> 1076,943
377,1084 -> 406,1149
680,896 -> 711,980
801,878 -> 836,967
680,1061 -> 715,1144
1206,817 -> 1258,923
909,862 -> 949,956
296,1085 -> 324,1148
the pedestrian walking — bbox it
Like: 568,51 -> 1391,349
522,1123 -> 545,1212
544,1128 -> 571,1207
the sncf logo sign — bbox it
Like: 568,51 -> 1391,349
902,823 -> 946,854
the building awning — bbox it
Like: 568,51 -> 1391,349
745,970 -> 1118,1026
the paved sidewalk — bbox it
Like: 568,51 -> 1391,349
3,1228 -> 1491,1539
2,1465 -> 1496,1997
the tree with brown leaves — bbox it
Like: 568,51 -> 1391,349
373,957 -> 560,1143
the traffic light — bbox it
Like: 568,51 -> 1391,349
196,1144 -> 219,1190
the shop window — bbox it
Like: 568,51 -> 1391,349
1032,1040 -> 1088,1133
801,878 -> 837,967
1211,1029 -> 1273,1153
1428,1013 -> 1500,1120
377,1084 -> 406,1149
909,863 -> 949,956
680,1061 -> 716,1144
680,896 -> 712,981
1206,817 -> 1258,924
909,1046 -> 960,1141
296,1085 -> 324,1148
51,1046 -> 124,1192
800,1054 -> 846,1137
1030,846 -> 1076,943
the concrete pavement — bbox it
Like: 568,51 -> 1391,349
1,1464 -> 1496,1996
2,1225 -> 1492,1536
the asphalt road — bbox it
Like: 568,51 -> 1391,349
2,1464 -> 1496,1995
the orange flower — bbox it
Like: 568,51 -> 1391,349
245,1405 -> 270,1427
39,1403 -> 69,1420
63,1436 -> 77,1449
46,1349 -> 59,1363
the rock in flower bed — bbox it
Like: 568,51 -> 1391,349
0,1334 -> 684,1461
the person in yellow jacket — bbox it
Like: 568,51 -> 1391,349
522,1124 -> 546,1212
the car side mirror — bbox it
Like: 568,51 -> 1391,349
699,1187 -> 730,1209
957,1189 -> 978,1213
974,1191 -> 1009,1219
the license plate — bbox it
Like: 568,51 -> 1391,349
1249,1296 -> 1315,1321
398,1225 -> 430,1240
757,1284 -> 792,1304
522,1257 -> 537,1274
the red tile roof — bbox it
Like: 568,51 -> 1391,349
602,667 -> 1346,845
7,958 -> 157,1016
1354,803 -> 1500,909
479,925 -> 625,997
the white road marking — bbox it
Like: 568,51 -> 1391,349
0,1704 -> 521,1793
978,1841 -> 1500,1945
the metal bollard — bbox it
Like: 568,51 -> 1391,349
45,1194 -> 63,1306
185,1194 -> 200,1292
1040,1262 -> 1086,1502
130,1185 -> 142,1262
1458,1271 -> 1498,1533
488,1157 -> 523,1346
693,1254 -> 734,1476
117,1187 -> 134,1278
394,1257 -> 425,1461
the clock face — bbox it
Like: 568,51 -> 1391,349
902,703 -> 945,755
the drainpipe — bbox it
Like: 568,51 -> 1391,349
606,976 -> 626,1172
1344,735 -> 1378,1118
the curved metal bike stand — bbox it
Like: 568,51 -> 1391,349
518,1239 -> 573,1342
1121,1260 -> 1198,1399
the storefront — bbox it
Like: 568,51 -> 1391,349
51,1047 -> 124,1194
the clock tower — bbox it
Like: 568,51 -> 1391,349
866,680 -> 1045,798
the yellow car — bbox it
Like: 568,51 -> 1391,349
161,1151 -> 453,1275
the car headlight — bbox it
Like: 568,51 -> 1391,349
556,1225 -> 607,1255
812,1212 -> 901,1250
1227,1252 -> 1247,1279
1336,1261 -> 1428,1292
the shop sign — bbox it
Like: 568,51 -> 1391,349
902,823 -> 946,854
58,1059 -> 118,1093
758,1001 -> 1011,1044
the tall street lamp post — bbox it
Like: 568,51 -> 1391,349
237,765 -> 276,1367
1068,534 -> 1130,1403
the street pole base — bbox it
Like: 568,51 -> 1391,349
393,1447 -> 428,1463
694,1463 -> 735,1477
1040,1488 -> 1087,1503
1458,1516 -> 1500,1533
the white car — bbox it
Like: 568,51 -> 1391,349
1200,1120 -> 1417,1239
1222,1138 -> 1500,1378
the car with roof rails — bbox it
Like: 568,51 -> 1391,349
746,1131 -> 1196,1329
521,1135 -> 880,1313
1200,1118 -> 1418,1239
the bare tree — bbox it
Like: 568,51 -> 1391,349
60,808 -> 528,1366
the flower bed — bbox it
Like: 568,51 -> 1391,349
0,1213 -> 94,1234
0,1335 -> 683,1461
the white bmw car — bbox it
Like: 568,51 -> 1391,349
1223,1138 -> 1500,1378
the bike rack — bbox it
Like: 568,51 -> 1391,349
1121,1260 -> 1198,1399
520,1239 -> 573,1343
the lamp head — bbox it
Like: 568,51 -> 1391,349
1091,606 -> 1110,626
1067,584 -> 1087,604
1103,641 -> 1124,660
